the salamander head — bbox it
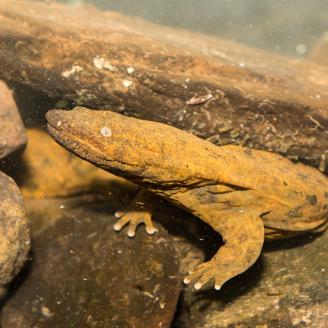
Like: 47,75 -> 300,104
46,107 -> 151,175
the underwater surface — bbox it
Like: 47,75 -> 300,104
0,1 -> 327,327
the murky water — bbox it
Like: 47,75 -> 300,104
1,1 -> 327,327
61,0 -> 328,55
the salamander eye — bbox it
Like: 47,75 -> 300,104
100,127 -> 112,137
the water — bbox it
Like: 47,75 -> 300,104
1,1 -> 328,327
61,0 -> 328,55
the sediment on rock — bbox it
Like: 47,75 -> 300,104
0,171 -> 30,289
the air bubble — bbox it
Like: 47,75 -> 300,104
296,43 -> 307,55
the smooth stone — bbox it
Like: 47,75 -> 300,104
1,197 -> 181,327
0,171 -> 30,289
0,80 -> 26,159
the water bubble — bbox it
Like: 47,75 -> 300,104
296,44 -> 307,55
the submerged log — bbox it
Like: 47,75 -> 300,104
0,0 -> 327,172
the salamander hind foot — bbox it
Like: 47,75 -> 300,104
183,245 -> 252,290
184,213 -> 264,291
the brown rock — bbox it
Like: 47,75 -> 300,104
2,197 -> 181,328
0,171 -> 30,289
0,80 -> 26,159
0,1 -> 328,171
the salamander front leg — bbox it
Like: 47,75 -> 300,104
184,213 -> 264,290
114,189 -> 159,237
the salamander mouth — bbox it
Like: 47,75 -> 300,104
46,110 -> 71,140
47,123 -> 73,148
46,110 -> 81,151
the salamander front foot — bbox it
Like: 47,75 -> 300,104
113,209 -> 158,238
113,188 -> 159,237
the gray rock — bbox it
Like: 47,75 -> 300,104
2,197 -> 181,328
0,171 -> 30,289
0,80 -> 27,159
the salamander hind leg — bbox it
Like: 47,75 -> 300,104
114,189 -> 159,237
184,213 -> 264,290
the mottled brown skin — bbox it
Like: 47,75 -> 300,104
46,107 -> 328,291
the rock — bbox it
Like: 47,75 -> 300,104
2,197 -> 181,328
179,231 -> 328,327
0,80 -> 27,159
18,128 -> 136,198
0,80 -> 30,295
3,161 -> 327,327
0,171 -> 30,290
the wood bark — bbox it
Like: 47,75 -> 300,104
0,0 -> 327,172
